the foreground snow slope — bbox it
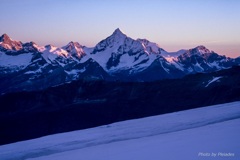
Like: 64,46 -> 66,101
0,102 -> 240,160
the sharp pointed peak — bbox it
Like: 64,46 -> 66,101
65,41 -> 82,49
0,33 -> 11,42
114,28 -> 122,32
0,33 -> 23,50
112,28 -> 126,36
67,41 -> 75,46
1,33 -> 10,37
68,41 -> 80,45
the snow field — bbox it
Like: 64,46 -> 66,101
0,101 -> 239,160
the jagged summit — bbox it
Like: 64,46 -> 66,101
195,45 -> 211,52
66,41 -> 82,48
179,45 -> 212,58
63,41 -> 86,58
188,45 -> 212,56
22,41 -> 39,52
22,41 -> 37,47
45,44 -> 55,48
0,33 -> 11,42
0,31 -> 239,92
0,33 -> 22,50
196,45 -> 207,49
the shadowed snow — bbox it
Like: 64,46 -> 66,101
0,101 -> 239,160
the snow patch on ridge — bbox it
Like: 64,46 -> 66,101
0,51 -> 33,68
65,68 -> 86,75
205,76 -> 223,87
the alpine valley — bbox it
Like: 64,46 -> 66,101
1,29 -> 240,145
0,28 -> 239,94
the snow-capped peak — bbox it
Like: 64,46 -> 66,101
67,41 -> 82,48
62,41 -> 86,58
108,28 -> 127,42
1,31 -> 239,84
42,44 -> 69,57
91,28 -> 128,55
22,41 -> 39,52
195,45 -> 211,54
0,33 -> 11,42
179,45 -> 213,60
0,33 -> 22,51
64,41 -> 83,51
112,28 -> 126,37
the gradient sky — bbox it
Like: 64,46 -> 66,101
1,0 -> 240,57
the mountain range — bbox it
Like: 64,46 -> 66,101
0,28 -> 240,94
1,29 -> 240,144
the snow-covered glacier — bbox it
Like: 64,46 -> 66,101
0,101 -> 239,160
